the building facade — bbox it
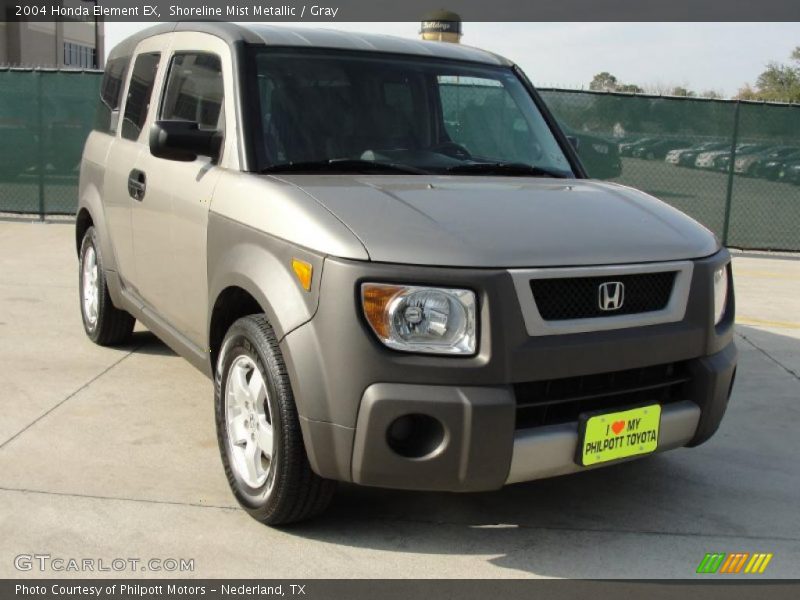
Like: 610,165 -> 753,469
1,5 -> 104,69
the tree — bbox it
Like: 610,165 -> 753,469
589,72 -> 644,94
755,62 -> 800,101
736,84 -> 760,100
670,86 -> 696,97
617,83 -> 644,94
737,47 -> 800,103
590,72 -> 619,92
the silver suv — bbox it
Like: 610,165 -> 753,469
77,23 -> 737,524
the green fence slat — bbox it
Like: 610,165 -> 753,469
0,69 -> 102,216
0,72 -> 798,251
539,89 -> 800,251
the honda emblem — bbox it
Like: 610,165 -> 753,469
598,281 -> 625,311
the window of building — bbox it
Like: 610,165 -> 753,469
63,42 -> 96,69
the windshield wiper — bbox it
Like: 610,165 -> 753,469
446,161 -> 568,178
261,158 -> 430,175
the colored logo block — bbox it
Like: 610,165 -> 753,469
696,552 -> 773,574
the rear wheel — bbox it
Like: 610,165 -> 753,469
79,227 -> 135,346
215,315 -> 335,524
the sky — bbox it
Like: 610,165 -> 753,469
104,22 -> 800,98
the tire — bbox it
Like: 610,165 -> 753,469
79,226 -> 135,346
215,315 -> 335,525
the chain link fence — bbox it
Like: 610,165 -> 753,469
0,70 -> 798,251
539,88 -> 800,251
0,68 -> 101,216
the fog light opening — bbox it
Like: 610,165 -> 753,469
386,414 -> 445,459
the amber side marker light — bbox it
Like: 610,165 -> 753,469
361,284 -> 405,339
292,259 -> 313,291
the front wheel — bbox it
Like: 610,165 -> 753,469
215,315 -> 335,524
79,227 -> 135,346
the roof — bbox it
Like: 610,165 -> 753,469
108,22 -> 512,67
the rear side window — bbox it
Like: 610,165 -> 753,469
160,53 -> 224,131
121,52 -> 161,141
94,56 -> 130,133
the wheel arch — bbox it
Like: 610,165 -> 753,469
207,213 -> 324,374
75,181 -> 118,273
208,283 -> 274,374
75,208 -> 94,255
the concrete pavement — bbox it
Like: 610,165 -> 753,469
0,221 -> 798,578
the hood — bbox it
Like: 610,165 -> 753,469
277,175 -> 719,268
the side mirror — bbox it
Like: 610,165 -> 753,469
567,135 -> 580,150
149,120 -> 222,162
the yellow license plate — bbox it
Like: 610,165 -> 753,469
578,404 -> 661,466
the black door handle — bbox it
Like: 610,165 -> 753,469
127,169 -> 146,201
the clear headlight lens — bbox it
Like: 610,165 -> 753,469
361,283 -> 477,355
713,264 -> 729,325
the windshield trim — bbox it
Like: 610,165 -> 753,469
242,46 -> 586,179
512,64 -> 587,179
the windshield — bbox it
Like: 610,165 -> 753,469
250,49 -> 575,177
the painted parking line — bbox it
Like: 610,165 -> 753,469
736,316 -> 800,329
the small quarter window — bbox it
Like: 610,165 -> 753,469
121,52 -> 161,141
94,56 -> 130,133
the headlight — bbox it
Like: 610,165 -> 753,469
592,143 -> 609,155
361,283 -> 477,355
713,264 -> 729,325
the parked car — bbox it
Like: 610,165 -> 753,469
734,146 -> 799,177
559,122 -> 622,179
715,144 -> 770,172
632,139 -> 691,160
77,23 -> 737,525
665,142 -> 728,167
715,155 -> 732,172
695,149 -> 728,169
760,150 -> 800,181
780,159 -> 800,184
619,137 -> 657,157
696,144 -> 764,170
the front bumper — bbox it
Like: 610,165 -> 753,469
281,251 -> 736,491
349,341 -> 735,491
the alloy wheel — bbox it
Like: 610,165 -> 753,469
225,355 -> 275,489
82,245 -> 99,329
